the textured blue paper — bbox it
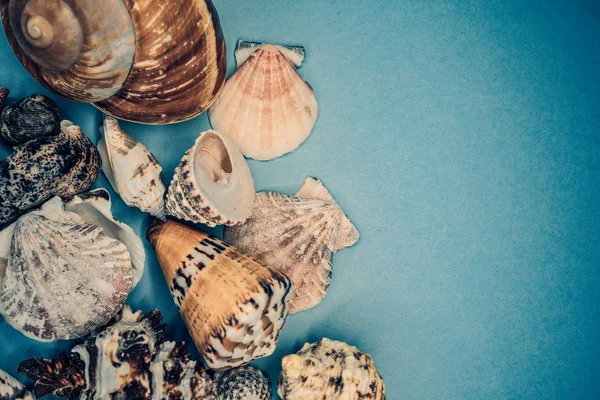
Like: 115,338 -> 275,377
1,0 -> 599,398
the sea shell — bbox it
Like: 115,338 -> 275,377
0,197 -> 133,342
208,40 -> 318,160
278,338 -> 386,400
224,178 -> 359,313
0,369 -> 34,400
165,130 -> 255,227
213,365 -> 272,400
65,189 -> 145,287
0,88 -> 8,109
18,306 -> 216,400
0,94 -> 60,145
0,120 -> 101,225
146,219 -> 292,370
98,116 -> 166,220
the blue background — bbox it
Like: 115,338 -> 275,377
1,0 -> 599,398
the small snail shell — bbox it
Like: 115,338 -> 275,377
1,0 -> 226,124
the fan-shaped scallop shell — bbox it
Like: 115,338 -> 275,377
224,178 -> 359,313
208,41 -> 318,160
98,116 -> 166,220
0,94 -> 60,145
213,365 -> 271,400
146,219 -> 292,370
0,120 -> 101,225
165,130 -> 255,227
278,338 -> 386,400
0,369 -> 34,400
0,197 -> 133,342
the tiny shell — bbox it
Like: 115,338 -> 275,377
165,130 -> 255,227
208,40 -> 318,160
0,120 -> 101,225
0,88 -> 8,109
0,369 -> 34,400
0,197 -> 133,342
0,94 -> 60,145
147,219 -> 292,370
213,365 -> 272,400
278,338 -> 386,400
97,116 -> 166,220
18,306 -> 216,400
224,177 -> 359,313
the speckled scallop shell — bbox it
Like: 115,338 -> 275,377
0,197 -> 133,342
0,120 -> 101,225
146,219 -> 292,371
278,338 -> 386,400
224,178 -> 359,314
18,306 -> 216,400
0,369 -> 34,400
208,40 -> 318,160
0,94 -> 60,145
98,116 -> 166,220
213,365 -> 272,400
165,130 -> 255,227
0,88 -> 8,109
65,189 -> 145,287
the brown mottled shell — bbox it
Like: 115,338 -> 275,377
1,0 -> 226,124
146,219 -> 293,371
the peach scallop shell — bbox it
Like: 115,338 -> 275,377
165,130 -> 255,227
208,40 -> 318,160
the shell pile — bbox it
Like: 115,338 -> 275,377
0,94 -> 60,145
213,365 -> 272,400
209,40 -> 318,160
166,130 -> 255,226
224,177 -> 359,313
18,306 -> 216,399
0,197 -> 133,342
0,120 -> 101,224
146,219 -> 293,370
0,369 -> 34,400
278,338 -> 386,400
98,116 -> 166,220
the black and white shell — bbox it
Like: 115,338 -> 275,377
0,120 -> 101,225
213,365 -> 272,400
0,369 -> 34,400
0,94 -> 60,145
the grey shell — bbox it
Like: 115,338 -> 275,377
214,365 -> 272,400
0,94 -> 60,145
0,369 -> 34,400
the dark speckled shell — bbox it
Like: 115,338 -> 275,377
0,94 -> 60,145
214,365 -> 272,400
0,121 -> 101,225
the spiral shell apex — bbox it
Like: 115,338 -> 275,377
0,94 -> 60,145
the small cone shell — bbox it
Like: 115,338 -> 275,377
0,88 -> 8,109
208,43 -> 318,160
146,219 -> 292,370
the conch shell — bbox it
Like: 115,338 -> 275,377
278,338 -> 386,400
0,120 -> 101,225
18,306 -> 216,399
208,40 -> 318,160
165,130 -> 255,227
0,197 -> 133,342
0,94 -> 60,145
224,177 -> 359,313
98,116 -> 166,220
146,219 -> 293,370
213,365 -> 272,400
0,369 -> 34,400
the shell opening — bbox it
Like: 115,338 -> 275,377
194,132 -> 232,185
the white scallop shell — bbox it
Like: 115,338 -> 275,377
165,130 -> 255,227
208,41 -> 318,160
98,116 -> 166,220
0,197 -> 133,342
0,369 -> 34,400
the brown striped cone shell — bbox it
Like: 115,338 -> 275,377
165,130 -> 255,227
0,88 -> 8,109
1,0 -> 226,124
0,197 -> 133,342
278,338 -> 386,400
208,41 -> 318,160
0,369 -> 34,400
224,178 -> 359,314
146,219 -> 293,371
98,116 -> 166,220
